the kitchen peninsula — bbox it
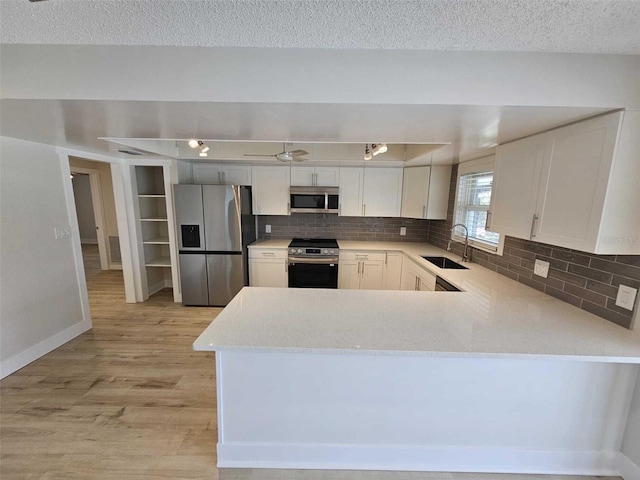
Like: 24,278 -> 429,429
193,243 -> 640,476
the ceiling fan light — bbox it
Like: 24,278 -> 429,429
188,139 -> 199,148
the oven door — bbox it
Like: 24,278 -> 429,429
288,257 -> 339,289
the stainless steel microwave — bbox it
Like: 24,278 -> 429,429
290,187 -> 339,214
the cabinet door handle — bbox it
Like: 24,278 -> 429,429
285,261 -> 288,272
262,252 -> 275,256
287,202 -> 290,215
358,261 -> 361,275
362,262 -> 365,275
417,277 -> 421,290
385,252 -> 388,265
422,206 -> 426,218
530,214 -> 539,239
223,172 -> 226,184
414,276 -> 418,291
217,171 -> 221,183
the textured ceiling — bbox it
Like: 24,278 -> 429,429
1,0 -> 639,54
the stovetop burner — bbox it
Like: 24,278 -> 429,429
289,238 -> 339,249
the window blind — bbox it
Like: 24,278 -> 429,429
454,171 -> 500,249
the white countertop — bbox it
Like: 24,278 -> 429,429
194,240 -> 640,363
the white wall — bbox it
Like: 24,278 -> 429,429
72,173 -> 97,243
622,370 -> 640,475
0,136 -> 90,378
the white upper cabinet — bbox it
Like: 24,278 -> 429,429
192,164 -> 252,185
490,134 -> 547,238
401,165 -> 451,219
491,111 -> 639,254
221,165 -> 252,185
362,167 -> 404,217
291,166 -> 340,187
339,167 -> 364,216
401,166 -> 431,218
251,166 -> 291,215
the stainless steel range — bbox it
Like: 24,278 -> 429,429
288,238 -> 339,288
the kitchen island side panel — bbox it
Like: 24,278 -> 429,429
215,350 -> 637,474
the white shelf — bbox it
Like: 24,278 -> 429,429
145,256 -> 172,267
138,194 -> 166,198
143,237 -> 170,245
140,217 -> 168,222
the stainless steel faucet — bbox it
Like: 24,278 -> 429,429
450,223 -> 469,262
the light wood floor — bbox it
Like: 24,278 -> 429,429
0,245 -> 621,480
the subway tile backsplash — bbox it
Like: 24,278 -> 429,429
257,215 -> 430,243
429,164 -> 640,329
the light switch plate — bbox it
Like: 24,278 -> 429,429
534,259 -> 550,278
54,226 -> 72,239
615,284 -> 638,311
265,224 -> 272,234
400,227 -> 407,236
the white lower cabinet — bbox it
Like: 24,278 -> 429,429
249,248 -> 288,287
338,251 -> 385,290
401,256 -> 436,291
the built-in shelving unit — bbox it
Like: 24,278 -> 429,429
135,165 -> 174,298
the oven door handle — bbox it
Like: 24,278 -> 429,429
288,256 -> 339,264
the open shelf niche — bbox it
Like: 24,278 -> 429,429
135,165 -> 173,298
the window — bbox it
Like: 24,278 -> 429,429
452,157 -> 503,254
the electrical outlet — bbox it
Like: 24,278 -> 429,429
54,226 -> 72,239
265,224 -> 271,234
400,227 -> 406,236
533,259 -> 550,278
615,284 -> 638,311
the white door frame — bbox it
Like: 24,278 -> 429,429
70,166 -> 110,270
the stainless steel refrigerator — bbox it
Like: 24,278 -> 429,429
174,184 -> 256,306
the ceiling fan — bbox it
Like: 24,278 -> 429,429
243,143 -> 308,162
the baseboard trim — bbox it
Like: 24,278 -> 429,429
217,444 -> 620,475
0,320 -> 92,379
620,453 -> 640,480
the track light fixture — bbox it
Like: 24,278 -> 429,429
188,139 -> 199,148
198,141 -> 210,154
199,152 -> 208,157
363,144 -> 372,161
364,143 -> 387,160
371,143 -> 388,156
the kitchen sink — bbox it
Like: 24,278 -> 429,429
421,256 -> 468,269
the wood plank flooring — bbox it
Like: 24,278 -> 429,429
0,245 -> 621,480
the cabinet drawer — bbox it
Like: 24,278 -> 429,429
339,251 -> 386,262
249,248 -> 288,260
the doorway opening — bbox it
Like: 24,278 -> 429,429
69,157 -> 125,299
